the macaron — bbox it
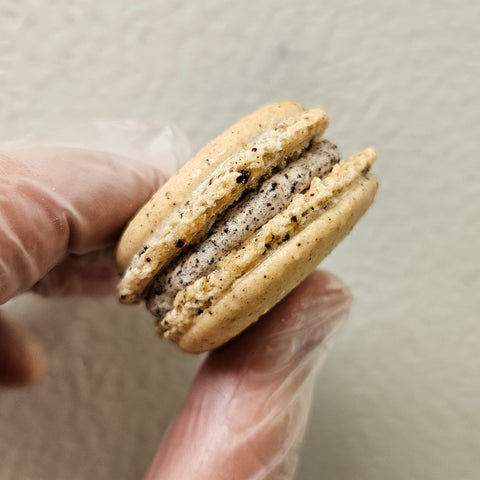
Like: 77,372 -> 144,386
117,102 -> 378,353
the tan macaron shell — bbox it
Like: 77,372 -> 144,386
117,101 -> 307,272
158,149 -> 378,353
117,103 -> 329,303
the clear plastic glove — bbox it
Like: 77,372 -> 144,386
0,141 -> 352,479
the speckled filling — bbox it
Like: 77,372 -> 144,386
145,139 -> 340,319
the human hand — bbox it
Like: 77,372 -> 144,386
0,143 -> 167,385
0,143 -> 352,479
144,270 -> 351,479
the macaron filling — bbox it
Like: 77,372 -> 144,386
145,139 -> 340,322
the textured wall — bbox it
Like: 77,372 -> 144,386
1,0 -> 479,479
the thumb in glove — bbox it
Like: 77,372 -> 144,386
145,270 -> 352,480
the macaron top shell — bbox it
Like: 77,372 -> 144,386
116,101 -> 307,272
117,102 -> 329,303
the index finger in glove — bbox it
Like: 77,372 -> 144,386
0,145 -> 165,304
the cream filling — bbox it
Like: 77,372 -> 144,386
146,139 -> 340,320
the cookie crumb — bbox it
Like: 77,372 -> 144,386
236,169 -> 250,184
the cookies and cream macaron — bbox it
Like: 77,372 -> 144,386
117,102 -> 378,353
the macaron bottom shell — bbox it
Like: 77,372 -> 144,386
159,165 -> 377,354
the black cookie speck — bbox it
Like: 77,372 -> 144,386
236,169 -> 250,184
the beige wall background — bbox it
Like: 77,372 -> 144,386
1,0 -> 479,479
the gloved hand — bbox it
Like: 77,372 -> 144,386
0,143 -> 352,479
